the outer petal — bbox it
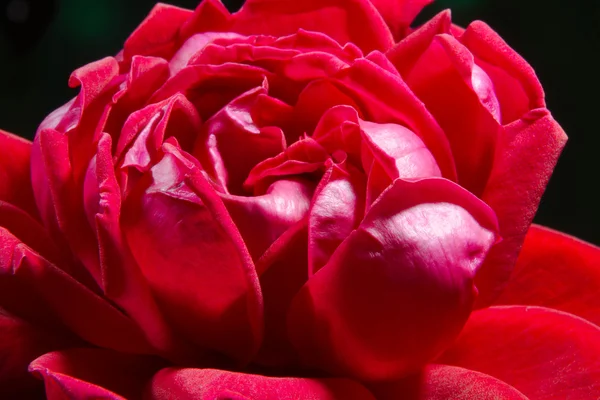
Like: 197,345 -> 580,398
494,224 -> 600,326
232,0 -> 394,53
0,227 -> 151,355
123,143 -> 263,364
0,311 -> 72,398
438,306 -> 600,399
122,3 -> 193,65
288,178 -> 498,381
30,348 -> 164,400
146,368 -> 376,400
475,109 -> 567,307
0,130 -> 37,216
369,0 -> 433,40
457,21 -> 545,124
372,365 -> 528,400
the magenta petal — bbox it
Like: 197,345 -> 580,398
458,21 -> 545,124
308,163 -> 365,274
179,0 -> 232,41
331,58 -> 457,181
221,178 -> 314,261
147,368 -> 376,400
438,306 -> 600,399
30,348 -> 164,400
123,143 -> 263,363
288,178 -> 497,381
89,133 -> 194,362
475,109 -> 567,307
494,224 -> 600,327
232,0 -> 394,53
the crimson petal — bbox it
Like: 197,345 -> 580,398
30,348 -> 164,400
288,178 -> 497,380
147,367 -> 376,399
438,306 -> 600,399
494,224 -> 600,326
232,0 -> 394,53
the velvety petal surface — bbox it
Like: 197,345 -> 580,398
123,143 -> 263,363
147,368 -> 376,400
30,348 -> 164,400
231,0 -> 394,53
438,306 -> 600,399
372,365 -> 528,400
494,224 -> 600,326
288,178 -> 497,381
475,109 -> 567,307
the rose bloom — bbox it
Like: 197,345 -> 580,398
1,0 -> 599,399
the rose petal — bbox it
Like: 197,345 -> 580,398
0,227 -> 151,354
331,58 -> 457,181
191,84 -> 286,194
147,367 -> 376,400
221,178 -> 314,261
288,178 -> 497,380
494,224 -> 600,326
0,311 -> 72,397
369,0 -> 434,40
122,3 -> 193,66
457,21 -> 545,124
30,348 -> 164,400
123,143 -> 263,363
90,133 -> 195,363
308,163 -> 365,274
255,221 -> 309,366
475,109 -> 567,307
372,364 -> 528,400
438,306 -> 600,399
400,34 -> 501,195
244,137 -> 331,194
232,0 -> 394,53
0,130 -> 37,217
179,0 -> 232,41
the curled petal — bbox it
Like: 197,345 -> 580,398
475,109 -> 567,307
221,179 -> 314,261
457,21 -> 545,124
147,367 -> 376,400
308,163 -> 365,274
179,0 -> 232,41
232,0 -> 394,53
369,0 -> 434,40
30,348 -> 163,400
288,178 -> 497,380
123,143 -> 263,363
192,84 -> 286,194
494,224 -> 600,326
122,3 -> 193,66
399,34 -> 501,195
438,306 -> 600,399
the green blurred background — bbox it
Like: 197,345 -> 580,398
0,0 -> 598,244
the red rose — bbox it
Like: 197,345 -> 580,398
1,0 -> 598,399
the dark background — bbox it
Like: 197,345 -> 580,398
1,0 -> 598,244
